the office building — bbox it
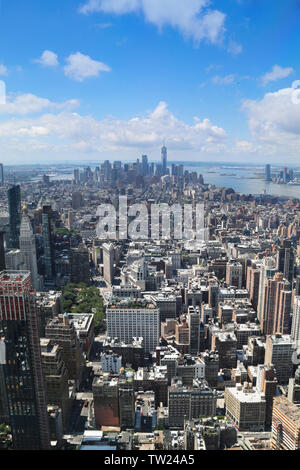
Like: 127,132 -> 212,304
256,365 -> 277,427
188,306 -> 205,355
92,375 -> 119,428
265,334 -> 294,385
257,257 -> 278,324
226,261 -> 243,289
288,367 -> 300,405
0,164 -> 4,185
70,243 -> 90,285
7,185 -> 21,249
71,192 -> 83,210
292,296 -> 300,343
265,164 -> 271,182
260,272 -> 291,335
161,145 -> 168,175
19,206 -> 42,291
101,352 -> 122,374
246,262 -> 260,312
0,271 -> 50,449
271,395 -> 300,450
168,378 -> 217,428
119,376 -> 135,430
135,392 -> 157,432
212,332 -> 237,369
42,205 -> 55,284
141,155 -> 149,176
225,382 -> 266,431
40,338 -> 71,430
102,336 -> 144,370
103,243 -> 114,286
0,231 -> 6,272
45,314 -> 85,388
277,239 -> 294,284
106,301 -> 160,354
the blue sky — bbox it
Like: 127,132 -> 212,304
1,0 -> 300,164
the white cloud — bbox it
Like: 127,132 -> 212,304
79,0 -> 226,45
0,101 -> 227,159
0,93 -> 79,115
64,52 -> 111,82
242,83 -> 300,156
227,40 -> 242,56
34,50 -> 59,67
0,64 -> 8,76
261,65 -> 294,86
212,74 -> 235,85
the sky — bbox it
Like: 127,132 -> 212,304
1,0 -> 300,165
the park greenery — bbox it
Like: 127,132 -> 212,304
55,228 -> 80,236
62,283 -> 105,334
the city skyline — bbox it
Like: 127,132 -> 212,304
0,1 -> 300,164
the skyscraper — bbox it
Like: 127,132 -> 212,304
260,273 -> 291,335
257,257 -> 278,324
161,145 -> 167,175
19,206 -> 42,291
0,231 -> 6,272
7,185 -> 21,249
103,243 -> 114,286
0,164 -> 4,185
0,271 -> 50,449
277,239 -> 294,283
271,395 -> 300,450
291,296 -> 300,343
42,205 -> 55,285
265,334 -> 294,385
70,243 -> 90,285
142,155 -> 149,176
73,169 -> 79,184
265,164 -> 271,182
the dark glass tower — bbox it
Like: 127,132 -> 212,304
42,205 -> 55,285
277,239 -> 294,284
0,164 -> 4,185
0,271 -> 50,449
161,145 -> 167,175
8,185 -> 21,249
265,164 -> 271,182
0,231 -> 6,271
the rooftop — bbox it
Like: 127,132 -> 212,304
273,395 -> 300,426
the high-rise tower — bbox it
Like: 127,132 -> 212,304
265,164 -> 271,182
42,205 -> 55,285
0,271 -> 50,449
7,185 -> 21,249
161,145 -> 167,175
0,164 -> 4,185
19,206 -> 42,291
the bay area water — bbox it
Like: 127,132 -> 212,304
185,164 -> 300,199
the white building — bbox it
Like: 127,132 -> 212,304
103,243 -> 114,286
19,208 -> 43,291
106,302 -> 160,354
292,296 -> 300,343
100,352 -> 122,374
225,382 -> 266,431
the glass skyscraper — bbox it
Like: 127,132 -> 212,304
8,185 -> 21,249
0,271 -> 50,449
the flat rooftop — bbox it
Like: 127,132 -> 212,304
274,395 -> 300,426
0,270 -> 31,282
